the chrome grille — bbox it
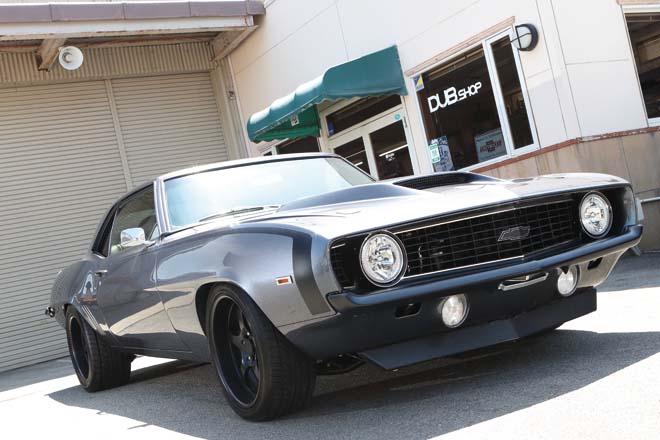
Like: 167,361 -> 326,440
397,199 -> 580,278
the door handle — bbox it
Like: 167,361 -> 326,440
94,269 -> 108,278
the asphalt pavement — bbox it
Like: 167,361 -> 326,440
1,253 -> 659,439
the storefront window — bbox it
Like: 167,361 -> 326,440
416,34 -> 535,170
492,38 -> 534,149
369,120 -> 413,179
276,136 -> 320,154
626,14 -> 660,120
326,95 -> 401,136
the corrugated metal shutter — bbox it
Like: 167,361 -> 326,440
0,81 -> 129,372
111,73 -> 228,185
0,73 -> 228,373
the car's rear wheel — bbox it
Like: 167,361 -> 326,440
65,307 -> 132,392
206,285 -> 316,421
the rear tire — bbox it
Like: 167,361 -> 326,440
206,285 -> 316,421
65,307 -> 132,392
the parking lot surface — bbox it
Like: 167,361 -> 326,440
1,254 -> 659,439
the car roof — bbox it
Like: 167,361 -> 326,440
157,152 -> 338,181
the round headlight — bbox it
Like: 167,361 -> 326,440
359,232 -> 406,286
580,192 -> 612,238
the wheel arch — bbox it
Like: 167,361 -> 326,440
195,281 -> 267,335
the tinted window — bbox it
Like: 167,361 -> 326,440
626,14 -> 660,119
326,95 -> 401,136
93,210 -> 116,257
417,47 -> 505,169
276,136 -> 320,154
109,187 -> 156,255
491,38 -> 534,149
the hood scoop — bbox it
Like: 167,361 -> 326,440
278,183 -> 419,212
390,172 -> 499,190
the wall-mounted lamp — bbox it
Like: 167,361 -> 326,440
511,24 -> 539,51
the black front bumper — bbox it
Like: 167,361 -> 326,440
360,289 -> 595,369
281,225 -> 642,367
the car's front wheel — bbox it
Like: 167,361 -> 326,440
206,285 -> 316,421
65,307 -> 132,392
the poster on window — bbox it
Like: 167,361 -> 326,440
474,128 -> 506,163
428,136 -> 454,172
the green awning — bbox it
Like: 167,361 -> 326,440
247,45 -> 407,142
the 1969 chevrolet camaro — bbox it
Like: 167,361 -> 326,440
48,153 -> 642,420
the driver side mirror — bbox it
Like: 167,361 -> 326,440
120,227 -> 146,248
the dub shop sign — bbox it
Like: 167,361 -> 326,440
427,81 -> 482,113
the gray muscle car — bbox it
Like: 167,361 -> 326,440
48,153 -> 642,420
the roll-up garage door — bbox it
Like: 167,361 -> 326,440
111,73 -> 228,186
0,73 -> 228,372
0,81 -> 129,372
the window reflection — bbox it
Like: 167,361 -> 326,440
491,38 -> 534,149
334,137 -> 371,174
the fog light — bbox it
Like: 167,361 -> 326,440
557,265 -> 579,297
439,294 -> 468,328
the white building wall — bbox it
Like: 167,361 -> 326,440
550,0 -> 647,137
230,0 -> 650,166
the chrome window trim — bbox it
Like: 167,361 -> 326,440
154,177 -> 171,234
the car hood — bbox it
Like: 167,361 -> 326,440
228,172 -> 627,240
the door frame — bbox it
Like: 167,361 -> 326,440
321,103 -> 418,179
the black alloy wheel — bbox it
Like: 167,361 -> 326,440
67,313 -> 91,381
215,296 -> 261,406
64,307 -> 132,392
206,285 -> 317,421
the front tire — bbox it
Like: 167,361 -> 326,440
206,285 -> 316,421
65,307 -> 132,392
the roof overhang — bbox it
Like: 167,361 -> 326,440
246,45 -> 408,143
0,1 -> 265,69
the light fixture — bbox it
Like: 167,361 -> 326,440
439,294 -> 469,328
359,232 -> 406,286
58,46 -> 84,70
580,192 -> 613,238
511,24 -> 539,51
557,266 -> 579,297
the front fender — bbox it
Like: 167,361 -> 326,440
155,227 -> 337,358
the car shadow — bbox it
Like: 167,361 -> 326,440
47,329 -> 660,439
598,254 -> 660,292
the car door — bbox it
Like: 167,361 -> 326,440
96,185 -> 188,352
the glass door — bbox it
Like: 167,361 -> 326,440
334,137 -> 372,174
369,120 -> 413,179
328,106 -> 415,180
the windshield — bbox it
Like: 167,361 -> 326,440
164,157 -> 373,229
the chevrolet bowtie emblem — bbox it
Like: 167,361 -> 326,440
498,226 -> 531,242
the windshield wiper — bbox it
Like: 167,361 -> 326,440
198,205 -> 280,222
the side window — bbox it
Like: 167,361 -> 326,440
109,187 -> 157,255
92,209 -> 116,257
